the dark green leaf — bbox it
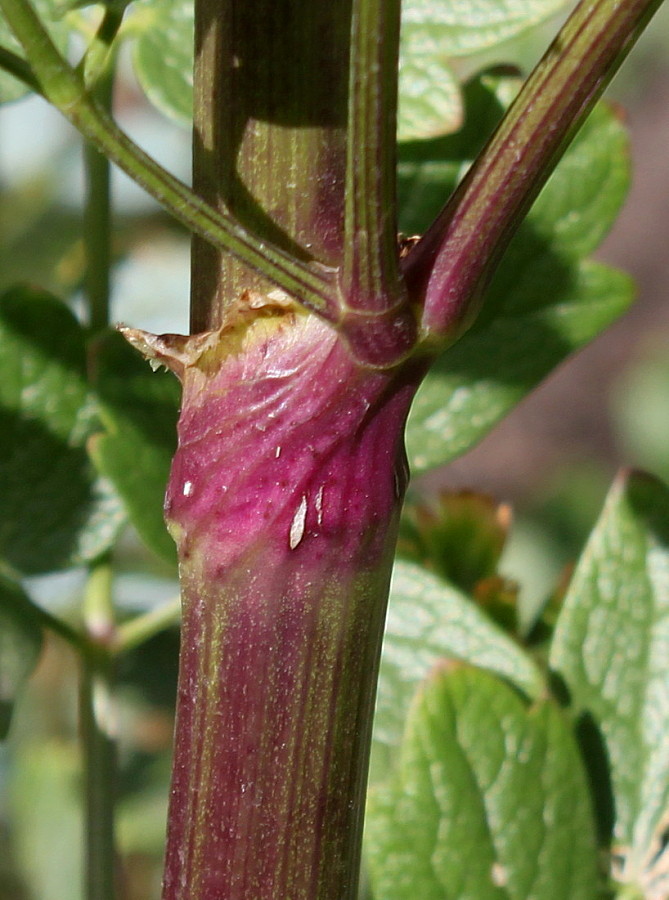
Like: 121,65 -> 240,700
366,666 -> 600,899
550,471 -> 669,888
372,560 -> 544,782
407,262 -> 632,471
0,286 -> 124,574
0,575 -> 43,738
90,331 -> 179,565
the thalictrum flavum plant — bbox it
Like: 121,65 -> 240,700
0,0 -> 668,898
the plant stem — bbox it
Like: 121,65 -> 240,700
81,554 -> 119,900
341,0 -> 404,313
83,66 -> 114,334
158,310 -> 420,899
112,596 -> 181,656
404,0 -> 666,343
0,43 -> 40,91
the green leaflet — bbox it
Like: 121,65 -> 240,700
372,559 -> 544,782
366,666 -> 600,899
0,286 -> 124,574
0,575 -> 43,739
550,471 -> 669,889
405,99 -> 632,472
407,262 -> 633,471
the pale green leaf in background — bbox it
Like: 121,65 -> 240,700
8,742 -> 82,900
130,0 -> 194,125
397,0 -> 570,140
550,470 -> 669,890
366,666 -> 600,899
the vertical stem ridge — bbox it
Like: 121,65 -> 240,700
342,0 -> 404,313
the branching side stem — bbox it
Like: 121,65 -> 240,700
341,0 -> 405,313
404,0 -> 665,343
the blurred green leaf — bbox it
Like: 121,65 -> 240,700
130,0 -> 193,125
398,0 -> 568,140
9,741 -> 82,900
372,559 -> 544,781
0,576 -> 43,739
550,470 -> 669,889
366,666 -> 599,899
613,340 -> 669,486
0,286 -> 124,574
90,331 -> 179,565
405,100 -> 632,472
398,52 -> 462,142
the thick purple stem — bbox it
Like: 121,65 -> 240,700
156,299 -> 419,898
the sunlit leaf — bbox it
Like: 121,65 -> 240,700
550,471 -> 669,889
367,666 -> 600,899
372,559 -> 544,781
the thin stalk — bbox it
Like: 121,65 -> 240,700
77,4 -> 126,90
341,0 -> 404,313
81,554 -> 119,900
0,0 -> 338,319
404,0 -> 665,342
0,43 -> 40,91
112,596 -> 181,656
83,67 -> 114,334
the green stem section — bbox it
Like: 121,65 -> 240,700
190,0 -> 352,330
112,596 -> 181,656
341,0 -> 404,313
83,67 -> 114,333
0,0 -> 338,319
406,0 -> 665,341
80,658 -> 118,900
0,43 -> 39,90
81,555 -> 118,900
